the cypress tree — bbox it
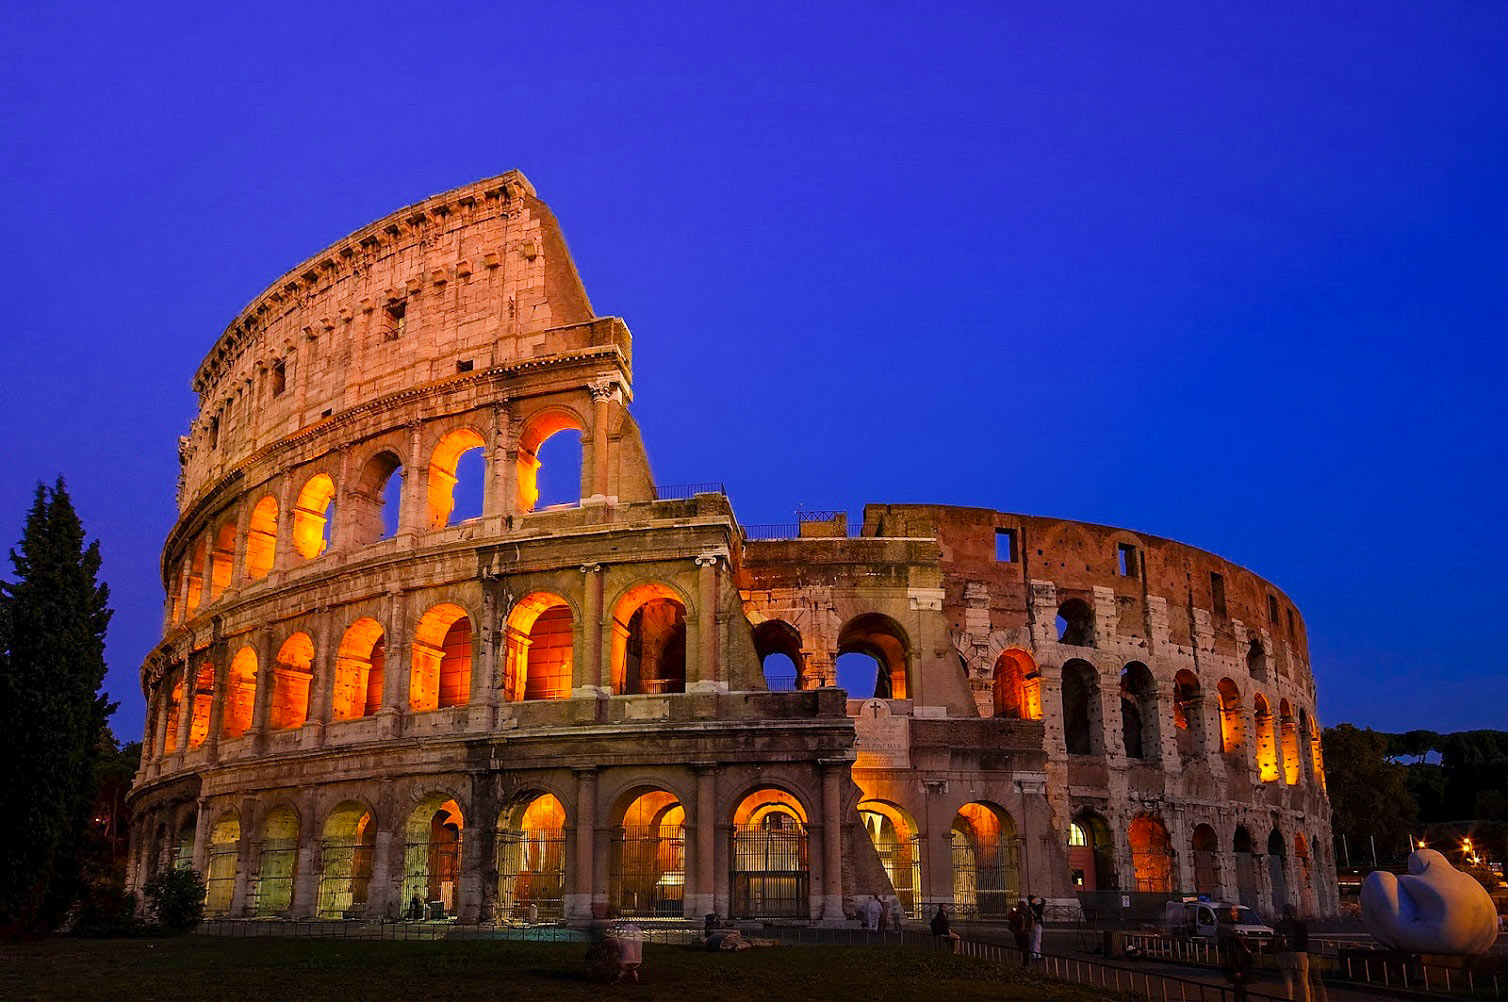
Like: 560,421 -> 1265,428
0,479 -> 114,934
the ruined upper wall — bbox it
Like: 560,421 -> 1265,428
178,170 -> 606,510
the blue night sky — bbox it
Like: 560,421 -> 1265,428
1,3 -> 1504,741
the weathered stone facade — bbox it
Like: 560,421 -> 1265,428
127,170 -> 1336,925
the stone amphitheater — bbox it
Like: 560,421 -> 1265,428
126,170 -> 1336,926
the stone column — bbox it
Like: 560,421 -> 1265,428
205,644 -> 229,763
579,564 -> 606,694
568,768 -> 597,922
694,554 -> 720,688
1154,683 -> 1178,767
191,797 -> 212,875
397,421 -> 425,544
249,627 -> 276,752
588,378 -> 616,500
304,609 -> 334,749
381,590 -> 411,735
152,678 -> 174,766
820,763 -> 845,920
291,791 -> 321,918
366,781 -> 399,919
691,764 -> 718,918
458,777 -> 491,923
230,795 -> 256,917
172,663 -> 194,767
272,473 -> 296,575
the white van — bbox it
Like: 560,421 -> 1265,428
1163,900 -> 1274,944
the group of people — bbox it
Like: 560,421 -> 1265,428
1221,903 -> 1326,1002
856,894 -> 905,931
1007,895 -> 1046,963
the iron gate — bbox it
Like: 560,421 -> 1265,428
254,838 -> 297,916
495,826 -> 566,921
731,823 -> 809,918
316,836 -> 374,918
950,835 -> 1018,919
611,825 -> 685,917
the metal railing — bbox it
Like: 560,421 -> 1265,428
651,482 -> 726,501
742,523 -> 801,540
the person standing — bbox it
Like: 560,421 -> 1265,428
1274,903 -> 1314,1002
1028,895 -> 1045,960
1007,898 -> 1031,964
1218,906 -> 1254,1002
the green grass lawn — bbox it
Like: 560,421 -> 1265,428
0,936 -> 1136,1002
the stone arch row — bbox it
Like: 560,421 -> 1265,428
146,579 -> 697,764
751,613 -> 912,699
1055,658 -> 1325,788
167,411 -> 589,624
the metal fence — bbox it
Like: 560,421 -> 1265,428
730,824 -> 809,919
652,482 -> 726,501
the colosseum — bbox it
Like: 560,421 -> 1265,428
126,170 -> 1337,928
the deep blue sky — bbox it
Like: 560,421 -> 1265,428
2,3 -> 1504,741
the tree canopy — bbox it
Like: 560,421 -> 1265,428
1321,723 -> 1418,863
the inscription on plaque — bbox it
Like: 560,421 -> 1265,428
853,698 -> 910,770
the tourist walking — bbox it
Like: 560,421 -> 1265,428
1007,898 -> 1032,964
1274,903 -> 1323,1001
1218,906 -> 1255,1002
1028,895 -> 1045,960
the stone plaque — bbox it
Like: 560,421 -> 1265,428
853,698 -> 910,770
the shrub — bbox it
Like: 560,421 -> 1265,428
141,867 -> 205,933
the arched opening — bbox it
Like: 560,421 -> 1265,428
951,802 -> 1017,918
205,812 -> 240,917
836,613 -> 909,700
318,802 -> 375,918
1295,833 -> 1316,916
502,594 -> 574,702
753,620 -> 803,692
1233,826 -> 1260,910
1056,598 -> 1094,647
223,646 -> 257,740
161,673 -> 184,755
409,604 -> 473,712
1247,638 -> 1268,681
1172,669 -> 1201,758
269,633 -> 314,731
402,795 -> 463,920
244,495 -> 278,580
1067,811 -> 1115,893
611,585 -> 686,696
186,662 -> 214,749
1217,678 -> 1243,754
1267,828 -> 1289,913
1119,661 -> 1157,760
611,788 -> 685,917
332,618 -> 385,720
731,788 -> 810,919
1191,824 -> 1220,897
1280,699 -> 1301,786
992,649 -> 1041,719
1308,715 -> 1326,790
516,412 -> 586,513
496,792 -> 567,922
209,520 -> 235,602
860,800 -> 920,917
1128,814 -> 1175,893
428,428 -> 486,527
350,450 -> 404,545
255,806 -> 299,916
1061,659 -> 1100,755
174,818 -> 195,869
1253,694 -> 1278,782
185,535 -> 206,614
292,473 -> 336,559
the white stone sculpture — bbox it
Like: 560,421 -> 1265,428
1361,848 -> 1498,955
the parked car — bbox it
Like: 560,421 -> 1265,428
1163,900 -> 1275,948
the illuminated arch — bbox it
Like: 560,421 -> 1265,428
409,604 -> 473,712
161,673 -> 184,755
731,787 -> 810,919
611,787 -> 686,918
1067,810 -> 1115,893
503,593 -> 574,702
269,632 -> 314,731
837,612 -> 909,700
496,791 -> 568,921
1172,669 -> 1201,756
186,662 -> 215,749
209,519 -> 236,602
292,473 -> 336,559
610,583 -> 687,695
204,811 -> 240,917
859,799 -> 920,916
992,648 -> 1041,719
255,805 -> 300,916
1217,677 -> 1243,754
1191,823 -> 1220,897
951,802 -> 1017,918
401,794 -> 464,919
185,535 -> 207,614
516,410 -> 586,514
1128,814 -> 1175,893
427,427 -> 486,528
318,800 -> 376,918
350,449 -> 404,545
1280,698 -> 1301,786
1253,693 -> 1278,782
244,494 -> 278,579
332,618 -> 386,721
223,646 -> 257,740
752,619 -> 803,692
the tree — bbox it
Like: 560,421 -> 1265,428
141,867 -> 205,932
0,479 -> 114,935
1322,723 -> 1418,865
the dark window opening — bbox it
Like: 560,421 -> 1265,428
456,359 -> 473,373
1286,607 -> 1295,637
1056,598 -> 1095,648
1210,572 -> 1227,618
209,416 -> 220,450
994,528 -> 1017,563
271,358 -> 286,397
1116,543 -> 1138,578
321,408 -> 332,418
1268,594 -> 1279,623
384,302 -> 407,342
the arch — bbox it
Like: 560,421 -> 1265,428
1119,661 -> 1157,760
752,619 -> 803,692
255,805 -> 300,916
205,811 -> 240,917
837,612 -> 909,700
269,632 -> 314,731
1308,714 -> 1326,790
401,794 -> 464,919
611,787 -> 686,917
1056,598 -> 1094,647
244,494 -> 278,580
185,535 -> 207,614
610,584 -> 687,696
332,618 -> 386,720
951,801 -> 1017,918
292,473 -> 336,559
1280,699 -> 1301,786
1191,823 -> 1220,897
161,673 -> 184,755
496,792 -> 568,922
350,449 -> 404,545
1253,694 -> 1278,782
428,427 -> 487,528
409,604 -> 473,712
185,662 -> 215,749
503,593 -> 574,702
1247,637 -> 1268,681
1067,810 -> 1115,893
223,646 -> 257,740
209,519 -> 235,602
731,787 -> 810,918
1061,658 -> 1100,755
1233,825 -> 1260,910
173,816 -> 195,870
318,801 -> 376,918
1128,814 -> 1175,893
859,800 -> 920,917
516,410 -> 586,513
992,648 -> 1041,720
1217,678 -> 1243,754
1172,669 -> 1201,757
1294,832 -> 1316,916
1267,828 -> 1290,913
